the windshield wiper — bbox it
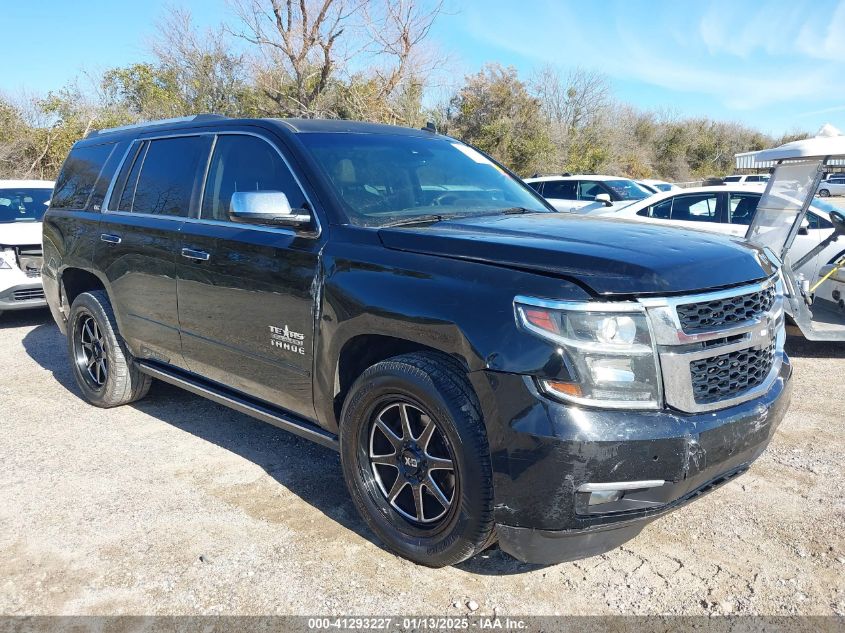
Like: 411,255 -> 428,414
380,214 -> 448,228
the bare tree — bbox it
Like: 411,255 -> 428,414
363,0 -> 444,101
229,0 -> 366,117
229,0 -> 446,120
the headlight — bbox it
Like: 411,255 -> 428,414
0,250 -> 13,270
515,297 -> 662,409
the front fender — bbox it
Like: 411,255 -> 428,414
312,227 -> 591,431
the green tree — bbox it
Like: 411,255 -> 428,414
447,64 -> 552,174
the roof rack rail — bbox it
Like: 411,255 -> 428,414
528,172 -> 572,178
86,114 -> 229,138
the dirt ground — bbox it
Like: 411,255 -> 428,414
1,308 -> 843,617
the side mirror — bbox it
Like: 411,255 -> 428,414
229,191 -> 311,226
831,209 -> 845,234
594,193 -> 613,207
798,218 -> 810,236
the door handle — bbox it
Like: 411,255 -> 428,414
100,233 -> 122,244
181,248 -> 210,261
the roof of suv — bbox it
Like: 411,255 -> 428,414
523,174 -> 637,183
81,114 -> 441,144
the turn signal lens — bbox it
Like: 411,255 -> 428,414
542,380 -> 582,398
522,308 -> 559,334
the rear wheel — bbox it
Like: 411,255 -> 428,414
340,352 -> 495,567
67,290 -> 151,408
819,189 -> 831,197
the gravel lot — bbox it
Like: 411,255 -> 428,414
1,308 -> 843,616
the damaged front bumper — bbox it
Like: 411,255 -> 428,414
469,355 -> 793,565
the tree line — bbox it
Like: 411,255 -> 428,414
0,0 -> 806,182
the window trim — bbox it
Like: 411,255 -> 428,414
102,130 -> 321,237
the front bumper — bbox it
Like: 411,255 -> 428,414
0,281 -> 47,311
468,355 -> 792,564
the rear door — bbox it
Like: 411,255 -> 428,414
540,179 -> 580,212
176,131 -> 323,419
94,134 -> 211,366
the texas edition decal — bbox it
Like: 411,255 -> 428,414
269,325 -> 306,355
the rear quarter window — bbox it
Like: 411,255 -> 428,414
51,142 -> 118,210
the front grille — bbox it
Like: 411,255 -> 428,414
677,285 -> 776,333
690,343 -> 775,404
12,288 -> 45,302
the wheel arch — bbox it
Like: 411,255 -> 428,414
331,334 -> 473,431
55,267 -> 114,334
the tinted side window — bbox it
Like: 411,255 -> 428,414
525,181 -> 544,194
727,192 -> 760,225
87,141 -> 128,211
669,194 -> 719,222
638,198 -> 672,218
577,181 -> 606,201
542,180 -> 577,199
116,142 -> 148,212
201,135 -> 307,222
51,143 -> 117,210
723,176 -> 741,183
129,137 -> 206,217
807,211 -> 834,230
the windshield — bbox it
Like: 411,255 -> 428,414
604,179 -> 650,201
0,188 -> 52,223
297,133 -> 550,227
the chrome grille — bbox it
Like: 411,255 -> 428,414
13,288 -> 45,301
641,277 -> 783,414
677,285 -> 776,333
690,343 -> 775,405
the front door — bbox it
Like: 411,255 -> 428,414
176,132 -> 323,420
95,135 -> 210,366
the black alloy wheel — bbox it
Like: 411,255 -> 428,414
74,314 -> 108,390
368,400 -> 457,525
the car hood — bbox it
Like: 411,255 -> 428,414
0,222 -> 42,247
378,214 -> 774,296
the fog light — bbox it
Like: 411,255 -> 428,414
588,489 -> 623,506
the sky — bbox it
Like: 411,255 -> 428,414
3,0 -> 844,136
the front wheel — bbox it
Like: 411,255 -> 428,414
819,189 -> 831,197
340,352 -> 495,567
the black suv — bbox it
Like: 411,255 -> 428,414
43,115 -> 792,567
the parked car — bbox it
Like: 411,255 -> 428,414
636,179 -> 680,194
596,185 -> 842,285
523,174 -> 651,213
0,180 -> 54,317
43,115 -> 791,567
817,176 -> 845,197
722,174 -> 770,186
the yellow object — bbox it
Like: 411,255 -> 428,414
810,254 -> 845,293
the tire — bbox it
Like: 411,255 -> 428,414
339,352 -> 495,567
819,189 -> 830,197
67,290 -> 151,408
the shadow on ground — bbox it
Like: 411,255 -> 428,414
785,334 -> 845,358
19,320 -> 527,574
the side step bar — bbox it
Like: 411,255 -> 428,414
137,360 -> 339,451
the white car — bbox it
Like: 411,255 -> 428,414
722,174 -> 770,186
596,184 -> 843,284
523,174 -> 651,213
0,180 -> 53,317
636,179 -> 680,194
817,176 -> 845,197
